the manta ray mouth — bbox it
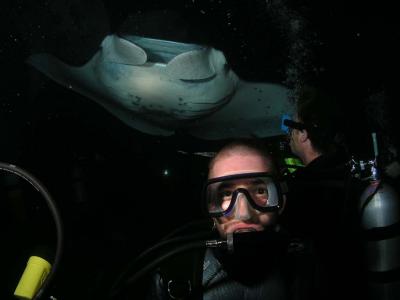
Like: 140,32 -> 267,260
180,75 -> 217,83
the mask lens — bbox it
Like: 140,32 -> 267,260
205,174 -> 280,216
248,177 -> 278,207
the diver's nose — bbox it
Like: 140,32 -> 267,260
233,192 -> 253,220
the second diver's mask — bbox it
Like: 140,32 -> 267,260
203,172 -> 283,218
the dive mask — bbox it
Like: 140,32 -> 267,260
203,172 -> 282,217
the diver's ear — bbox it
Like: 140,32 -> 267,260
278,195 -> 286,215
298,129 -> 308,143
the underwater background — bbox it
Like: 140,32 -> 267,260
1,0 -> 400,299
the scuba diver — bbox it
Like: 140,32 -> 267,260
283,86 -> 365,300
282,86 -> 353,243
144,139 -> 314,300
282,86 -> 400,299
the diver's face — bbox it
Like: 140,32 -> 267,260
209,152 -> 279,239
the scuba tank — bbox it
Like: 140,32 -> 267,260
354,133 -> 400,299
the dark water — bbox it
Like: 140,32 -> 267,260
1,1 -> 399,299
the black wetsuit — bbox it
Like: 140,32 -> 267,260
283,152 -> 366,300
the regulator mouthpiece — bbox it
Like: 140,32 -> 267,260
224,229 -> 288,254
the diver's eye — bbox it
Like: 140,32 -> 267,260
217,190 -> 232,210
221,190 -> 233,198
253,187 -> 269,205
256,187 -> 267,195
217,189 -> 233,202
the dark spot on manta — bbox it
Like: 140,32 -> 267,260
135,96 -> 142,102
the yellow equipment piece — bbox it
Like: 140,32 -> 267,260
14,256 -> 51,300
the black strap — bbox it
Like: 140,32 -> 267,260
363,220 -> 400,241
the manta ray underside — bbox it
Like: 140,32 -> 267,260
28,34 -> 294,140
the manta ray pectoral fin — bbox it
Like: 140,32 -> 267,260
27,53 -> 77,86
27,50 -> 174,136
187,81 -> 294,140
27,35 -> 148,95
27,52 -> 106,103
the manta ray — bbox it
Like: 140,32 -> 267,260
28,34 -> 294,139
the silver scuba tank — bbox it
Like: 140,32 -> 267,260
357,133 -> 400,299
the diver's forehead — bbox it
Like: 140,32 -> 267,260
209,154 -> 270,178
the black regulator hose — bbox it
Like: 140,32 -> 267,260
109,220 -> 214,296
140,232 -> 215,260
109,239 -> 225,299
112,231 -> 214,285
0,162 -> 64,300
109,231 -> 217,298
